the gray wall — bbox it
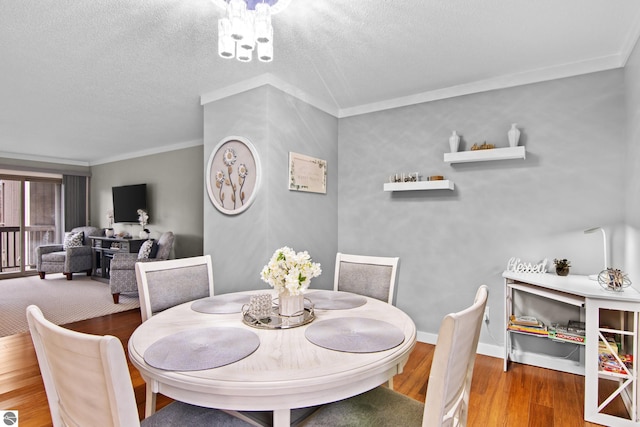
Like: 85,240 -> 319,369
625,38 -> 640,283
203,86 -> 339,295
76,56 -> 639,355
338,70 -> 627,348
90,145 -> 204,258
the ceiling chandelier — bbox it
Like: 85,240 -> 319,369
215,0 -> 290,63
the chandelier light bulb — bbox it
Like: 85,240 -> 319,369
237,45 -> 253,62
257,41 -> 273,62
239,17 -> 255,51
217,0 -> 277,63
254,3 -> 273,44
228,0 -> 247,41
217,18 -> 235,58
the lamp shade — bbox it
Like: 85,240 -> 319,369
229,0 -> 248,40
239,20 -> 255,51
237,45 -> 253,62
254,3 -> 273,44
218,19 -> 235,58
257,41 -> 273,62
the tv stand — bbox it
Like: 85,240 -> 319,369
91,236 -> 147,281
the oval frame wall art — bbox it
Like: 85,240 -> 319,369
206,136 -> 262,215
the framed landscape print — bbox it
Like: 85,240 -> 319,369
288,152 -> 327,194
206,136 -> 261,215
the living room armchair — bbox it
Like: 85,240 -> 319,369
36,226 -> 102,280
109,231 -> 174,303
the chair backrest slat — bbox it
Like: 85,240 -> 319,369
422,285 -> 488,427
136,255 -> 214,322
334,253 -> 399,304
26,305 -> 140,427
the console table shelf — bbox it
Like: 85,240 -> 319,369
504,271 -> 640,426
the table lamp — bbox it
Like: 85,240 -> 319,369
584,226 -> 608,280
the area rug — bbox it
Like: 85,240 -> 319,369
0,274 -> 139,337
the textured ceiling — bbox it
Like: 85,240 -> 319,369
1,0 -> 640,165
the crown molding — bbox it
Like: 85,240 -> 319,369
200,51 -> 633,121
0,151 -> 90,167
338,54 -> 625,118
200,73 -> 340,117
620,6 -> 640,66
89,138 -> 203,166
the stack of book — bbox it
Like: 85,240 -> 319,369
597,333 -> 631,373
599,335 -> 618,355
508,315 -> 548,336
549,320 -> 586,345
599,351 -> 633,374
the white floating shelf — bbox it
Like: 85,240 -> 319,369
383,180 -> 454,192
444,146 -> 526,164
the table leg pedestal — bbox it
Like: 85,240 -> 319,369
273,409 -> 291,427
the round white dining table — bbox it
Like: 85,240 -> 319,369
128,289 -> 417,427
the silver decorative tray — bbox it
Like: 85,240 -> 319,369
242,298 -> 315,329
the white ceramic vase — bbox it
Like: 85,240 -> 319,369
278,292 -> 304,317
449,131 -> 460,153
105,228 -> 115,238
139,230 -> 149,239
508,123 -> 520,147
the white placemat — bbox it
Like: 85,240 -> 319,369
305,317 -> 404,353
307,291 -> 367,310
191,294 -> 252,314
144,327 -> 260,371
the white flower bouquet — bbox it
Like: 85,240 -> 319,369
137,209 -> 149,230
260,247 -> 322,295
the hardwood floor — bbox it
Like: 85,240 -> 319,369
0,309 -> 606,426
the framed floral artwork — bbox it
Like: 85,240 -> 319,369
288,152 -> 327,194
206,136 -> 261,215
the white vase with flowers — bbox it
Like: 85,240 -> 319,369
260,247 -> 322,316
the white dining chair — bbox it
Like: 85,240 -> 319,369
333,252 -> 399,304
300,285 -> 489,427
136,254 -> 214,322
334,252 -> 400,389
135,254 -> 214,417
26,304 -> 252,427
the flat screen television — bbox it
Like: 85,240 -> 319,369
112,184 -> 147,223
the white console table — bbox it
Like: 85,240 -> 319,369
504,271 -> 640,426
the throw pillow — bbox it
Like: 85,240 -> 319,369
63,231 -> 84,249
138,240 -> 154,259
149,241 -> 159,259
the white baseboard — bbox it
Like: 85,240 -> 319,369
417,330 -> 585,375
416,330 -> 504,360
507,351 -> 584,375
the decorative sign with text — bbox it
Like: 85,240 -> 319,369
288,152 -> 327,194
506,257 -> 548,274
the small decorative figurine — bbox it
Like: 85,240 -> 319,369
554,258 -> 571,276
598,268 -> 632,292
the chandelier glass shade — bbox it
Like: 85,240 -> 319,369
217,0 -> 279,63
